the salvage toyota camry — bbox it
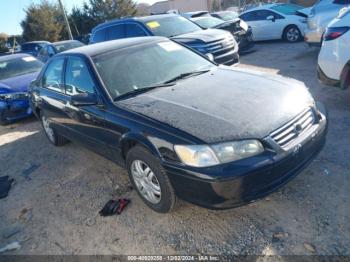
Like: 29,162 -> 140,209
29,37 -> 327,213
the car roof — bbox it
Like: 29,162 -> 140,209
242,3 -> 278,12
92,14 -> 179,31
0,53 -> 32,62
62,36 -> 167,57
53,40 -> 80,44
21,41 -> 50,45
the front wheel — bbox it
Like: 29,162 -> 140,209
41,114 -> 69,146
283,25 -> 302,43
126,146 -> 177,213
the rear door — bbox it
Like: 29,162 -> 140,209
38,57 -> 71,135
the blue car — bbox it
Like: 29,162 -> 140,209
0,54 -> 43,125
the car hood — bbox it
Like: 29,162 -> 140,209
172,28 -> 230,43
118,67 -> 314,144
0,72 -> 38,94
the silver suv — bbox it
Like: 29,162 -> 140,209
304,0 -> 350,46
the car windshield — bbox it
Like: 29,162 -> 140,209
271,4 -> 303,15
93,41 -> 214,100
142,16 -> 202,37
215,11 -> 239,21
0,56 -> 43,81
192,17 -> 224,28
53,41 -> 84,53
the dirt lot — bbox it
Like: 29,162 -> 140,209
1,41 -> 349,255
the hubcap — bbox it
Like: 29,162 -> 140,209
287,28 -> 300,42
131,160 -> 161,204
42,116 -> 55,143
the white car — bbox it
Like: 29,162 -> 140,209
318,7 -> 350,89
304,0 -> 350,46
239,3 -> 307,42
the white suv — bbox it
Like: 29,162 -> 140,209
318,7 -> 350,89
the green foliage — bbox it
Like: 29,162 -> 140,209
0,33 -> 9,53
69,0 -> 138,36
21,0 -> 64,42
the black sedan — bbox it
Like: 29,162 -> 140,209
29,37 -> 327,213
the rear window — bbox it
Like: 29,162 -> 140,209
0,56 -> 43,81
270,4 -> 303,15
92,29 -> 106,43
53,41 -> 84,53
142,16 -> 201,37
21,43 -> 43,52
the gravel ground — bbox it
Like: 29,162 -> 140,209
0,41 -> 349,255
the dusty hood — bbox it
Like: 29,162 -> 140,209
118,67 -> 314,143
172,28 -> 230,43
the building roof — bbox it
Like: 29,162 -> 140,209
62,37 -> 167,57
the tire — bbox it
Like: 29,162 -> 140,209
126,146 -> 177,213
283,25 -> 302,43
340,64 -> 350,90
40,113 -> 69,146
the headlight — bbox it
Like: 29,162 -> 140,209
174,140 -> 264,167
0,92 -> 28,100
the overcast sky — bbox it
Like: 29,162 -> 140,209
0,0 -> 161,35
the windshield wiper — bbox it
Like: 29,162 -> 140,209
113,83 -> 175,101
163,69 -> 211,84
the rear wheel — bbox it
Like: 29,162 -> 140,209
340,64 -> 350,90
126,146 -> 177,213
283,25 -> 301,43
41,114 -> 69,146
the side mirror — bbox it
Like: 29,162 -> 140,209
70,93 -> 98,107
267,15 -> 275,22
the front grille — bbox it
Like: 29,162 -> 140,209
206,37 -> 235,56
270,108 -> 316,148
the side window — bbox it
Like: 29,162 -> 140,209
125,24 -> 147,37
107,24 -> 125,40
93,29 -> 106,43
39,46 -> 48,57
48,46 -> 56,56
240,11 -> 257,21
42,58 -> 65,93
256,10 -> 284,20
65,57 -> 96,96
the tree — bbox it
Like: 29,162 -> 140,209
21,0 -> 64,42
136,3 -> 150,16
0,33 -> 9,53
69,0 -> 138,37
211,0 -> 222,11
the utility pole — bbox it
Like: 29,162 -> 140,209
58,0 -> 73,40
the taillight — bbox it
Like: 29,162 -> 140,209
323,27 -> 350,41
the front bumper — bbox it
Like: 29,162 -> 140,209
0,99 -> 32,123
213,44 -> 239,66
163,104 -> 327,209
237,29 -> 255,54
304,28 -> 322,46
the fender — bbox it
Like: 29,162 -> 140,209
119,132 -> 161,161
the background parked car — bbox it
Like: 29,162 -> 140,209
0,54 -> 43,124
184,12 -> 254,54
211,10 -> 240,21
318,7 -> 350,89
37,40 -> 85,63
304,0 -> 350,46
239,3 -> 307,42
20,41 -> 50,57
90,14 -> 239,65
